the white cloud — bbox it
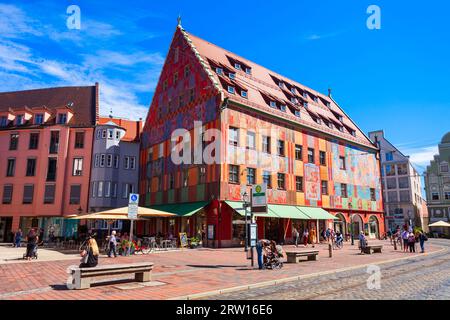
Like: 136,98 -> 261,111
404,146 -> 438,168
0,4 -> 43,38
0,4 -> 163,121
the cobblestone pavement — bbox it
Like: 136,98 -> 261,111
207,239 -> 450,300
0,239 -> 444,300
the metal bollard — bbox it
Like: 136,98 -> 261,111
328,243 -> 332,258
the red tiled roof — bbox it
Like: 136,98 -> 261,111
182,30 -> 375,149
98,117 -> 142,142
0,85 -> 98,127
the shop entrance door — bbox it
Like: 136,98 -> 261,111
264,218 -> 282,243
0,217 -> 13,242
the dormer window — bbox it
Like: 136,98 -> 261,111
234,63 -> 241,70
270,101 -> 277,108
108,129 -> 114,139
326,101 -> 331,107
16,115 -> 24,126
315,117 -> 322,125
303,102 -> 308,108
351,130 -> 356,137
280,105 -> 287,112
241,91 -> 248,98
338,115 -> 343,122
290,87 -> 296,94
338,126 -> 344,132
279,82 -> 284,89
115,131 -> 120,139
294,110 -> 301,117
290,97 -> 298,104
57,113 -> 67,124
245,67 -> 252,75
216,67 -> 223,75
34,114 -> 44,125
328,122 -> 334,129
229,73 -> 236,80
228,86 -> 235,94
303,92 -> 308,99
313,96 -> 319,103
0,116 -> 7,127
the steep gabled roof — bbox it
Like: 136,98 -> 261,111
0,85 -> 98,127
184,30 -> 376,149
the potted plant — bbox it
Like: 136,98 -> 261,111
189,237 -> 200,249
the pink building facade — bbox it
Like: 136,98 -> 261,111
0,85 -> 98,242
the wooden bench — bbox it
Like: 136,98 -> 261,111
67,262 -> 154,290
362,245 -> 383,254
285,250 -> 319,263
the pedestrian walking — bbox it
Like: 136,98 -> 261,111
309,227 -> 316,248
25,228 -> 38,261
325,228 -> 331,243
79,232 -> 99,268
256,239 -> 270,270
14,229 -> 22,248
107,230 -> 118,258
401,229 -> 409,252
407,232 -> 416,253
292,226 -> 299,247
418,231 -> 428,253
302,228 -> 309,247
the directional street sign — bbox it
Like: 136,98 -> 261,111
128,193 -> 139,220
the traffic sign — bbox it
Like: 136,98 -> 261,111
251,184 -> 267,213
128,193 -> 139,220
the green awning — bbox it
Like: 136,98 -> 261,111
148,201 -> 208,217
298,206 -> 338,220
225,201 -> 309,219
268,204 -> 310,219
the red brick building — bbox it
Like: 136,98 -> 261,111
140,24 -> 385,247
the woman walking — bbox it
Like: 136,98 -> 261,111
302,228 -> 309,247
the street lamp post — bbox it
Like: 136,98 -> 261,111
243,192 -> 249,252
349,203 -> 354,246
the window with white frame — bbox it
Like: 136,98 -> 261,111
229,127 -> 239,146
97,181 -> 103,197
72,158 -> 83,176
228,86 -> 235,94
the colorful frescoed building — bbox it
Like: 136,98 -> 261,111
0,85 -> 98,242
140,23 -> 385,247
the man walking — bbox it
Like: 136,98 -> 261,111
107,230 -> 117,258
292,226 -> 299,247
418,231 -> 427,253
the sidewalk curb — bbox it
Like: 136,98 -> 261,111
169,245 -> 446,300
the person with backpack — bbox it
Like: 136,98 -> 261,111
407,232 -> 416,253
418,231 -> 428,253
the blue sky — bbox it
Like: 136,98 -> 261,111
0,0 -> 449,171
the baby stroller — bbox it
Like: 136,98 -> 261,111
263,244 -> 284,270
23,243 -> 38,260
